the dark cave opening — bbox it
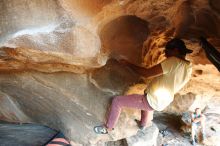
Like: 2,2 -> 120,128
99,15 -> 149,65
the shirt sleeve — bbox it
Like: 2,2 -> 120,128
161,57 -> 176,74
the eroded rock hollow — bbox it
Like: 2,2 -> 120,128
0,0 -> 220,145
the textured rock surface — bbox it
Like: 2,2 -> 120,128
100,15 -> 149,65
2,0 -> 220,72
0,0 -> 220,145
0,0 -> 61,43
125,123 -> 159,146
0,122 -> 57,146
0,0 -> 104,73
0,60 -> 140,145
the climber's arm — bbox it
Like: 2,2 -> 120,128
191,114 -> 204,123
119,60 -> 163,79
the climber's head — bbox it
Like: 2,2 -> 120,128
195,108 -> 201,115
165,38 -> 193,57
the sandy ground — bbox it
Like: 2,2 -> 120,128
154,112 -> 220,146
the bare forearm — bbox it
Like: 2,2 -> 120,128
119,59 -> 163,78
128,63 -> 160,78
128,63 -> 148,75
192,117 -> 202,123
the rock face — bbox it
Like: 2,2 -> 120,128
0,0 -> 220,145
0,122 -> 57,146
0,60 -> 140,145
100,15 -> 149,65
0,0 -> 104,73
125,123 -> 159,146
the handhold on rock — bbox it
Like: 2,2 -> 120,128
210,126 -> 216,132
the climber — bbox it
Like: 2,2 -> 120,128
94,38 -> 193,134
191,108 -> 206,146
199,37 -> 220,72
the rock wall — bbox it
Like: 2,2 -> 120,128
0,0 -> 62,43
0,60 -> 140,145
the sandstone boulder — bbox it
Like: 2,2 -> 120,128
0,60 -> 141,145
125,123 -> 159,146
